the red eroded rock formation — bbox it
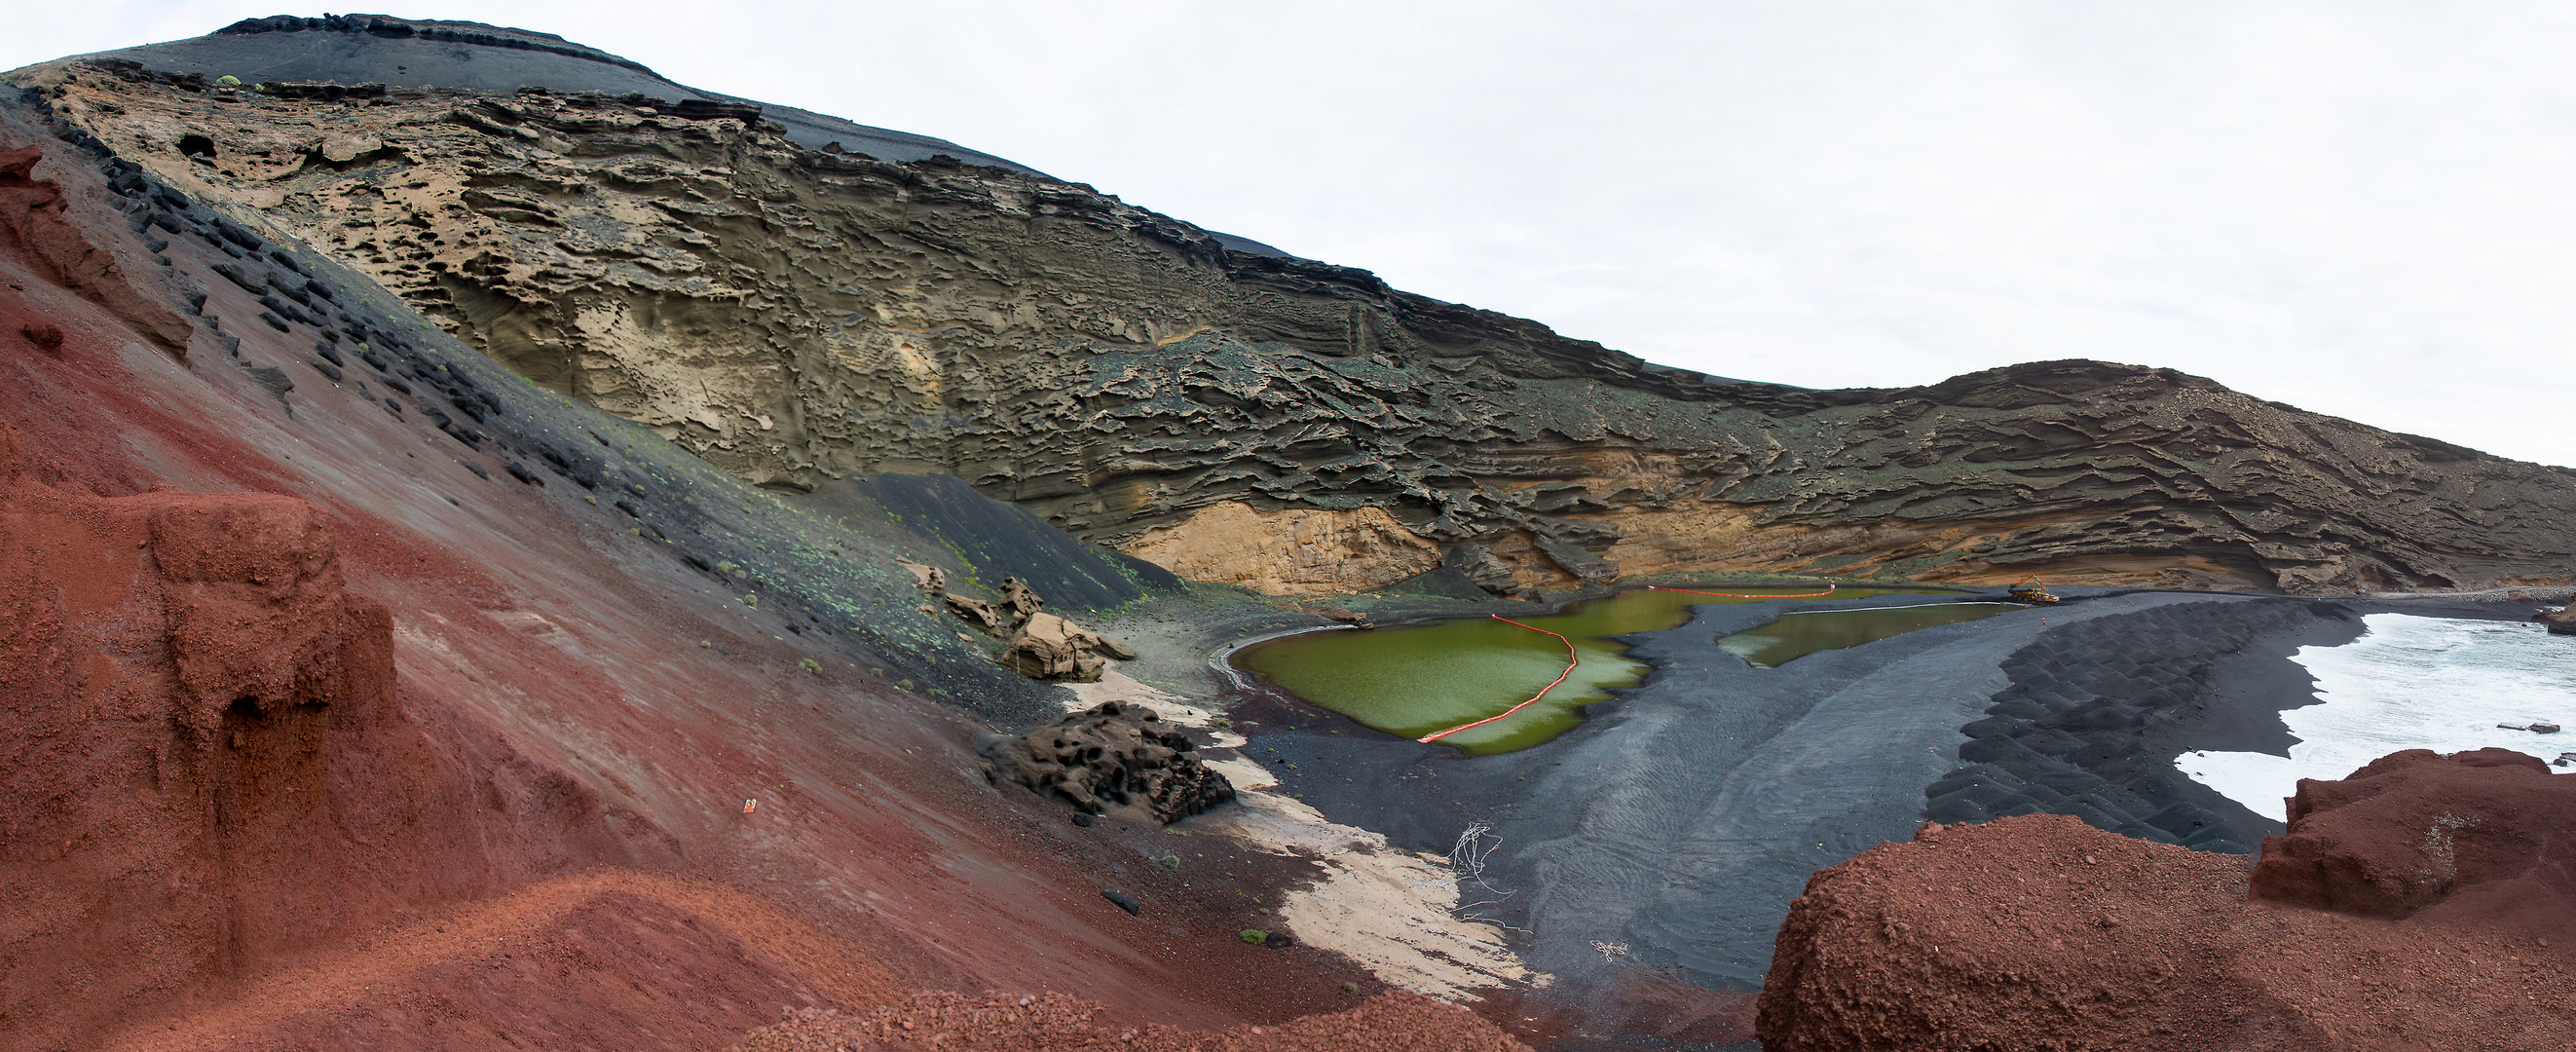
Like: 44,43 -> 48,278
2251,748 -> 2576,920
1759,754 -> 2576,1051
0,422 -> 543,1049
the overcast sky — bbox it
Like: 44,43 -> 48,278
14,3 -> 2576,467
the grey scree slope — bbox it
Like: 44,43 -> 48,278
1491,591 -> 2232,990
68,14 -> 1297,257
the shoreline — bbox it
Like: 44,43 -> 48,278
1082,583 -> 2556,1043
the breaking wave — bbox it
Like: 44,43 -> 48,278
2177,613 -> 2574,820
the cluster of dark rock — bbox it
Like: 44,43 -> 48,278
979,701 -> 1234,823
903,564 -> 1136,682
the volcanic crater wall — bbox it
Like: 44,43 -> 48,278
20,52 -> 2576,595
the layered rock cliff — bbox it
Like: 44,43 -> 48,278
18,22 -> 2576,595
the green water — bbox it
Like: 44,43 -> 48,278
1233,585 -> 1926,755
1717,603 -> 2017,668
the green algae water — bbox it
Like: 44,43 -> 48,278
1717,603 -> 2017,668
1233,586 -> 1927,755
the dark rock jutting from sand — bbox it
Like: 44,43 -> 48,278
980,701 -> 1235,823
1759,751 -> 2576,1052
2545,604 -> 2576,634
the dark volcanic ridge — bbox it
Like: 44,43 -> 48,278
70,14 -> 1295,258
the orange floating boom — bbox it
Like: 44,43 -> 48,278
1417,615 -> 1581,743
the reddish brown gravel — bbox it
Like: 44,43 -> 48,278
731,990 -> 1529,1051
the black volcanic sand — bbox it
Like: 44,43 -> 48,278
1211,587 -> 2545,1035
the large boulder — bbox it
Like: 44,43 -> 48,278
979,702 -> 1234,823
1758,749 -> 2576,1051
2249,747 -> 2576,917
2545,604 -> 2576,635
1000,612 -> 1112,682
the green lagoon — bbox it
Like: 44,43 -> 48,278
1715,603 -> 2017,668
1233,585 -> 1932,755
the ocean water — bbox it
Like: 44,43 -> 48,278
2175,614 -> 2576,820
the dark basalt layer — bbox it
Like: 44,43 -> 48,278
70,13 -> 1040,175
19,30 -> 2576,595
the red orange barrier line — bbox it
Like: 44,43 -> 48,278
1415,586 -> 1838,744
1645,583 -> 1838,599
1418,615 -> 1580,743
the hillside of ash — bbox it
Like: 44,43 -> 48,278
16,21 -> 2576,600
0,83 -> 1523,1050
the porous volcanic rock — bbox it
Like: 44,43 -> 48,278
1126,502 -> 1442,595
906,566 -> 1133,680
23,53 -> 2576,596
1760,763 -> 2576,1052
980,701 -> 1235,822
732,989 -> 1529,1051
2250,747 -> 2576,918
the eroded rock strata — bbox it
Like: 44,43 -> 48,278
16,38 -> 2576,595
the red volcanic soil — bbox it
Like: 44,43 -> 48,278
732,990 -> 1526,1051
1758,752 -> 2576,1051
0,122 -> 1526,1051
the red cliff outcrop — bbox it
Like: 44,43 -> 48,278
1759,750 -> 2576,1051
0,423 -> 525,1048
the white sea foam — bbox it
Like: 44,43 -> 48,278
2175,614 -> 2576,820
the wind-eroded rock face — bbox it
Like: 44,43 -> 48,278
26,51 -> 2576,594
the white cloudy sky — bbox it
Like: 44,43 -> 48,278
13,3 -> 2576,467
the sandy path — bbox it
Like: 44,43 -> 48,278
99,870 -> 899,1052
